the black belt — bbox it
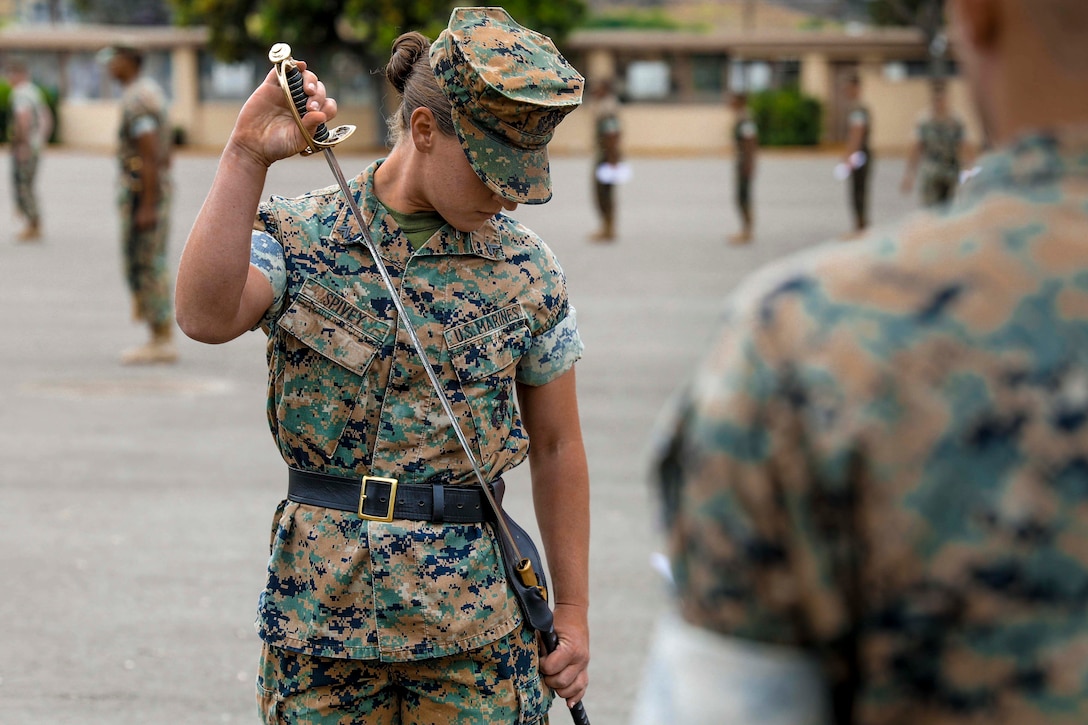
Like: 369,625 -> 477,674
287,467 -> 495,524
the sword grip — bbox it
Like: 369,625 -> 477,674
281,61 -> 330,144
267,43 -> 354,154
540,628 -> 591,725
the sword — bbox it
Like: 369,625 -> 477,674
268,44 -> 590,725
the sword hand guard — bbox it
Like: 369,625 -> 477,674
268,43 -> 355,157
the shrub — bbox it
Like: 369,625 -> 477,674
749,88 -> 822,146
0,82 -> 60,144
0,81 -> 9,142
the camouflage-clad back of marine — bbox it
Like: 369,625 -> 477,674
659,128 -> 1088,724
250,160 -> 583,661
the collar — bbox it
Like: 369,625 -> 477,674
328,159 -> 507,262
958,126 -> 1088,204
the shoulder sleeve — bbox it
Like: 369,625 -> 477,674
128,84 -> 164,131
249,230 -> 287,332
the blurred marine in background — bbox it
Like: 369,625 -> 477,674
100,43 -> 177,365
636,0 -> 1088,723
5,57 -> 53,243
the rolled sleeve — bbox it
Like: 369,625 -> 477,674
249,230 -> 287,332
516,305 -> 584,386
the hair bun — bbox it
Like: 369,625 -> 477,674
386,31 -> 431,94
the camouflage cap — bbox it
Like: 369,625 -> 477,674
430,7 -> 584,205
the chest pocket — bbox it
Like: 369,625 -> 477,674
445,306 -> 532,465
273,278 -> 391,461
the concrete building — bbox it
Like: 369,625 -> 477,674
0,22 -> 981,156
564,26 -> 981,154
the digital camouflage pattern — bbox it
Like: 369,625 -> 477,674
916,115 -> 966,207
430,6 -> 583,205
117,75 -> 173,328
657,127 -> 1088,724
256,624 -> 553,724
10,80 -> 50,225
249,159 -> 583,661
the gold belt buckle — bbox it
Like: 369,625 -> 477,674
358,476 -> 398,521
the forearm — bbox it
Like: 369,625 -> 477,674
743,139 -> 757,177
845,126 -> 863,157
12,110 -> 33,146
531,438 -> 590,610
138,163 -> 160,207
175,142 -> 270,342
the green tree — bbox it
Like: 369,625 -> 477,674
863,0 -> 948,76
170,0 -> 587,65
169,1 -> 586,145
749,89 -> 822,147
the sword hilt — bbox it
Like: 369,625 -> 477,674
268,43 -> 355,156
540,628 -> 591,725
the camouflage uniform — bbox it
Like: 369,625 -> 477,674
9,79 -> 50,228
656,127 -> 1088,724
733,110 -> 758,222
847,102 -> 872,229
592,92 -> 622,235
117,75 -> 173,330
247,10 -> 585,722
915,115 -> 965,207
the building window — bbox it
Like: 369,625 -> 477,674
884,59 -> 959,80
730,61 -> 772,92
625,59 -> 671,101
64,52 -> 105,101
730,59 -> 800,93
691,53 -> 726,99
200,53 -> 260,101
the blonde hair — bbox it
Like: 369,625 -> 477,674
384,31 -> 455,146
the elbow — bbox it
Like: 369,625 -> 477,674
175,309 -> 235,345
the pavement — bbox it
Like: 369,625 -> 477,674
0,145 -> 918,724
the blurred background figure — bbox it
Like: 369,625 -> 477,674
100,43 -> 177,365
5,56 -> 53,243
900,79 -> 968,207
590,76 -> 624,242
635,0 -> 1088,723
841,73 -> 871,238
728,91 -> 758,245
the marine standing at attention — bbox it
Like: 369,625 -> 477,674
101,43 -> 177,365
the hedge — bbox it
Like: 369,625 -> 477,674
749,88 -> 822,147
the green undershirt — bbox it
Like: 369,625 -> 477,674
386,207 -> 447,251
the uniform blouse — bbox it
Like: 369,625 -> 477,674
248,159 -> 583,661
659,128 -> 1088,723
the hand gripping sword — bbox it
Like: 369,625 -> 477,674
268,45 -> 590,725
